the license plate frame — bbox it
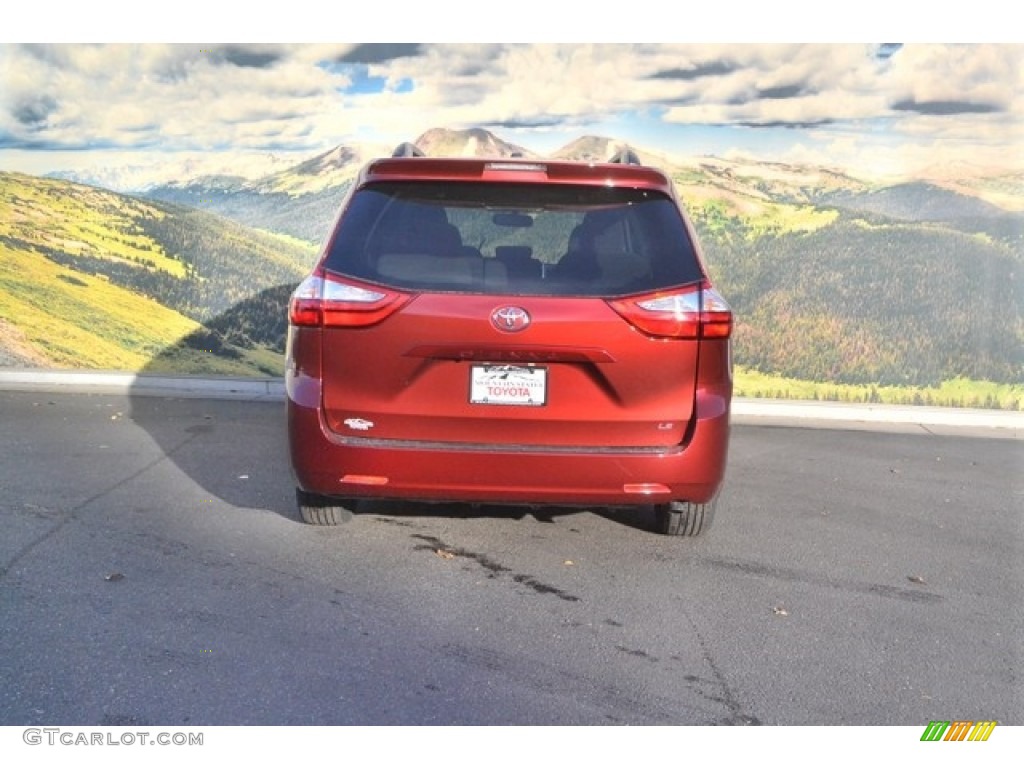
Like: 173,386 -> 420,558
469,364 -> 547,407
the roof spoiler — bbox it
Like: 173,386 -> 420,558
391,142 -> 426,158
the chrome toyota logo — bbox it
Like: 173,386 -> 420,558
490,306 -> 531,332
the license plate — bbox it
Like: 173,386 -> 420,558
470,365 -> 547,406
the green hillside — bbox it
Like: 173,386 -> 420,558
688,203 -> 1023,407
143,184 -> 348,244
0,172 -> 315,374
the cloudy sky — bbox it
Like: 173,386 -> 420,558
1,34 -> 1021,185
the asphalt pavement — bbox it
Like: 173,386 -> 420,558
0,386 -> 1021,725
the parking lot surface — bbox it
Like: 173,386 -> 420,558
1,391 -> 1020,725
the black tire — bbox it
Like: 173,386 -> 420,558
654,496 -> 717,536
296,489 -> 356,526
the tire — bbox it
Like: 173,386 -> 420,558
654,496 -> 717,537
296,489 -> 356,526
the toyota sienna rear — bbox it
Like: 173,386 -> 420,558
287,146 -> 732,535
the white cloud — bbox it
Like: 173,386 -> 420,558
887,44 -> 1021,108
1,43 -> 1022,178
1,44 -> 353,151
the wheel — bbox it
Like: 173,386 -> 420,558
654,496 -> 717,536
296,489 -> 356,526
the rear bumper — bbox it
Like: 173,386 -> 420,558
288,372 -> 729,506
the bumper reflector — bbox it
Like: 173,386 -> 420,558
622,483 -> 671,495
340,474 -> 389,486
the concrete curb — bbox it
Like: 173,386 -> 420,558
734,399 -> 1021,439
733,398 -> 1023,430
0,370 -> 283,400
0,369 -> 1020,438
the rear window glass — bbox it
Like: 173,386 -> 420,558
323,181 -> 702,296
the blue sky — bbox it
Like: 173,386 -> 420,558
1,14 -> 1021,186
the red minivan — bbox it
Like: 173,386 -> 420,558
287,145 -> 732,535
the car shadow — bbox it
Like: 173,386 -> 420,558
129,283 -> 299,520
350,499 -> 657,532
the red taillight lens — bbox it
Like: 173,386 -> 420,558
608,285 -> 732,339
288,273 -> 412,328
289,275 -> 325,326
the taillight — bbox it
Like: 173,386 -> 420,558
288,272 -> 412,328
608,284 -> 732,339
288,275 -> 325,326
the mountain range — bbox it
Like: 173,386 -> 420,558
128,127 -> 1023,244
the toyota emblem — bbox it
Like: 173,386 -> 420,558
491,306 -> 531,332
